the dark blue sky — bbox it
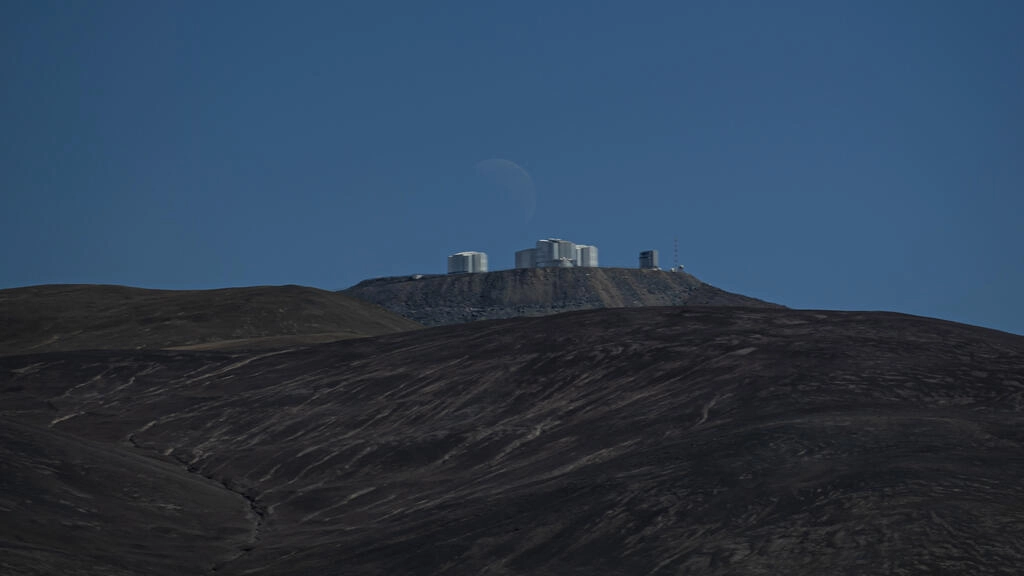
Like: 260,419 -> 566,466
3,1 -> 1022,334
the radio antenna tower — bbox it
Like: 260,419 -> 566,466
673,236 -> 679,270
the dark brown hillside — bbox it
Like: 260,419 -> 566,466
0,284 -> 422,355
0,418 -> 253,575
344,267 -> 781,326
3,306 -> 1024,574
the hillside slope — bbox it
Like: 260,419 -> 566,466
0,418 -> 253,575
0,284 -> 422,355
344,267 -> 780,325
3,306 -> 1023,574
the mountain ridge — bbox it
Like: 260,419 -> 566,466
344,267 -> 781,326
0,283 -> 422,355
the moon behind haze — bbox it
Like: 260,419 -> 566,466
473,159 -> 537,225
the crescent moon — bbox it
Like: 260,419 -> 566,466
473,158 -> 537,224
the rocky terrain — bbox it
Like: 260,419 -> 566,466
3,304 -> 1024,575
343,267 -> 780,326
0,284 -> 422,355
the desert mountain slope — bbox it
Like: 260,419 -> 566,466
0,284 -> 422,355
344,267 -> 780,325
0,418 -> 254,575
3,306 -> 1024,574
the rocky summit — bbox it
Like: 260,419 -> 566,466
343,267 -> 781,326
3,305 -> 1024,575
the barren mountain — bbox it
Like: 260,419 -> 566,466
0,284 -> 421,355
343,267 -> 780,326
3,305 -> 1023,575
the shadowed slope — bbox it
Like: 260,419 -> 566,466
2,307 -> 1024,574
0,419 -> 253,576
344,267 -> 780,326
0,284 -> 422,355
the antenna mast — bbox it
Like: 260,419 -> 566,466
673,236 -> 679,270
